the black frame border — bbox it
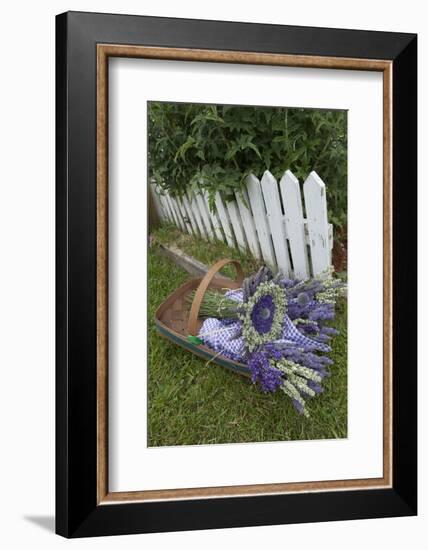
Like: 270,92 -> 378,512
56,11 -> 417,538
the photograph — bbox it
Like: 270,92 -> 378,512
147,100 -> 348,446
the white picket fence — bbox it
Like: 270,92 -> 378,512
150,170 -> 333,279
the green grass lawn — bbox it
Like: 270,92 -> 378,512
148,238 -> 348,446
153,224 -> 264,278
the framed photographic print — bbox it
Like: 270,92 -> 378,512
56,11 -> 417,538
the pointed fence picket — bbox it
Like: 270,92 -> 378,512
162,196 -> 174,224
149,182 -> 166,222
246,173 -> 277,269
177,196 -> 193,235
279,170 -> 310,280
151,169 -> 334,278
226,200 -> 247,252
260,171 -> 292,277
182,194 -> 199,235
164,194 -> 179,228
156,190 -> 171,223
303,172 -> 331,277
171,197 -> 186,233
235,189 -> 261,260
215,192 -> 236,248
202,190 -> 224,241
187,191 -> 208,240
195,189 -> 215,242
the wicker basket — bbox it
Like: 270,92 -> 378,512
154,259 -> 251,377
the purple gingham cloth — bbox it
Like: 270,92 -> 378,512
199,288 -> 331,361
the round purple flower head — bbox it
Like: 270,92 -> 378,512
251,294 -> 276,334
239,281 -> 287,351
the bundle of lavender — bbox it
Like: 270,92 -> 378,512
187,266 -> 346,416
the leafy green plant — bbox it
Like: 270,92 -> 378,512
148,102 -> 347,230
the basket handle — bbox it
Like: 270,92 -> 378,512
187,259 -> 244,336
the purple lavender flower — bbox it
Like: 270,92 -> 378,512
266,342 -> 333,375
242,266 -> 274,301
240,281 -> 287,351
292,399 -> 305,414
320,326 -> 339,336
248,351 -> 283,393
250,294 -> 276,334
308,303 -> 335,322
294,319 -> 319,335
313,334 -> 331,344
198,264 -> 346,415
307,380 -> 323,394
297,292 -> 310,306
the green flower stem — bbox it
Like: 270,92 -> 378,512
186,290 -> 240,319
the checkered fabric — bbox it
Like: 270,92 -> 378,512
199,288 -> 331,361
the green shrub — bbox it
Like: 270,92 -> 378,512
148,102 -> 347,230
